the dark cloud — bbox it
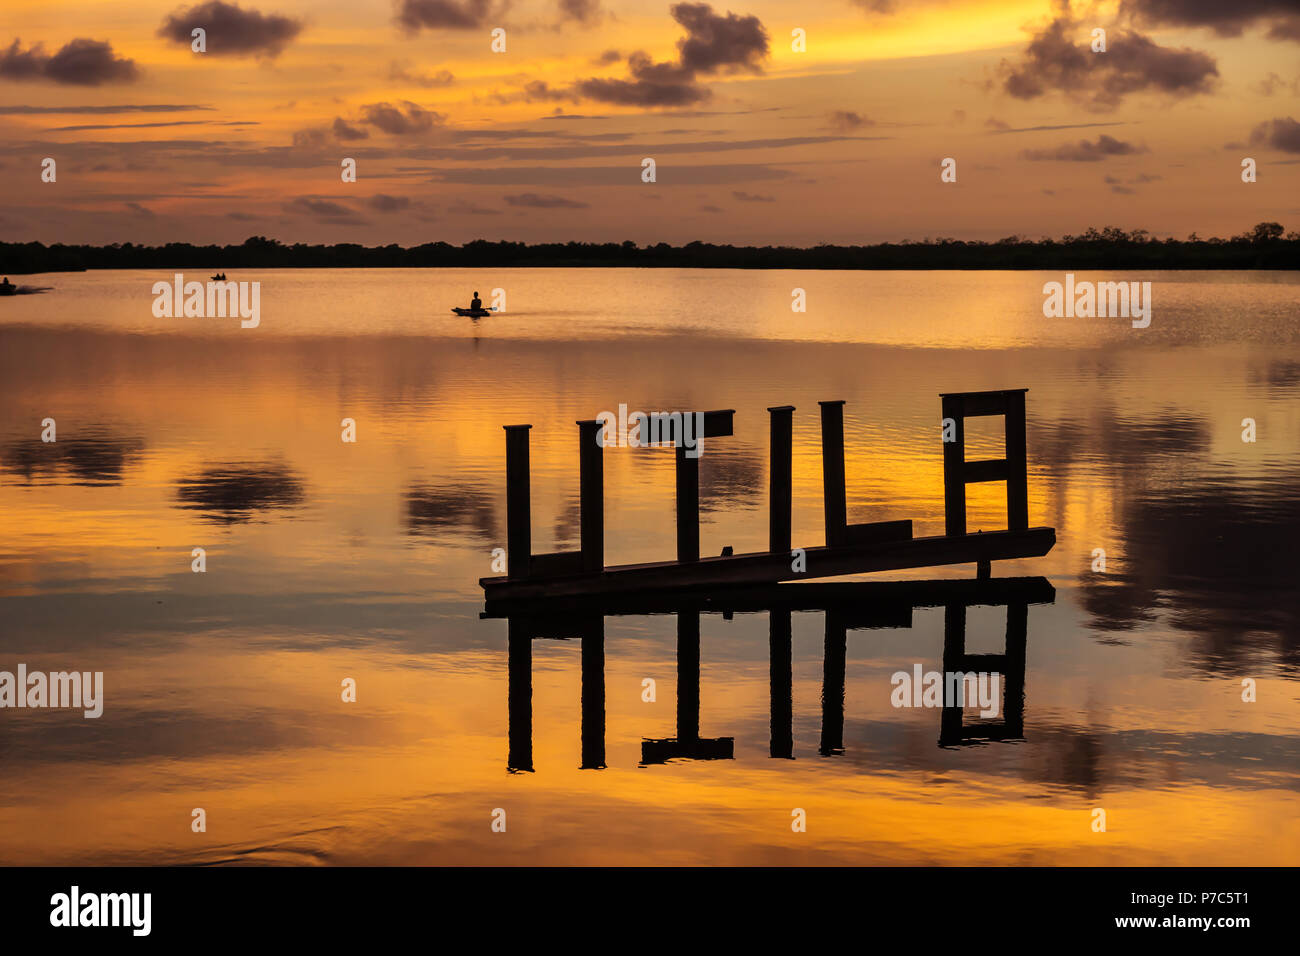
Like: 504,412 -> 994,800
674,2 -> 768,73
1,431 -> 144,485
126,201 -> 155,217
446,199 -> 501,215
1021,134 -> 1148,161
490,79 -> 578,105
504,192 -> 590,208
1250,116 -> 1300,152
291,127 -> 328,149
175,461 -> 305,523
47,120 -> 213,131
157,2 -> 304,58
394,0 -> 504,32
431,162 -> 795,185
405,483 -> 497,540
731,190 -> 774,201
0,38 -> 139,85
828,110 -> 873,130
367,193 -> 412,211
1120,0 -> 1300,43
282,197 -> 365,223
572,2 -> 769,107
558,0 -> 603,24
1000,10 -> 1217,110
360,101 -> 443,134
389,61 -> 455,87
332,117 -> 369,141
988,120 -> 1127,135
0,103 -> 209,113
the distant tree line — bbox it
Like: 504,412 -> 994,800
1,223 -> 1296,274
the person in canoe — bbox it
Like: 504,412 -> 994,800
0,277 -> 13,293
453,292 -> 492,317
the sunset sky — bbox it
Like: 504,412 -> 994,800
1,0 -> 1298,245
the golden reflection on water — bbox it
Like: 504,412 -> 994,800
0,270 -> 1297,865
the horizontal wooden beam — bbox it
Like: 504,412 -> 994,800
842,519 -> 913,545
963,459 -> 1009,483
529,551 -> 584,577
480,526 -> 1056,602
939,388 -> 1028,418
483,575 -> 1055,619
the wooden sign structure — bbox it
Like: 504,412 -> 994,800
480,388 -> 1055,601
493,576 -> 1054,772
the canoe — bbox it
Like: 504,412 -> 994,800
452,307 -> 494,317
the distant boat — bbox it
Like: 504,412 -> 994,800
211,273 -> 227,281
0,283 -> 52,296
452,307 -> 495,317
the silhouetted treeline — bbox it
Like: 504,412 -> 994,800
2,223 -> 1296,274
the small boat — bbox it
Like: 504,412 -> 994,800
452,307 -> 495,317
0,284 -> 52,296
211,273 -> 227,281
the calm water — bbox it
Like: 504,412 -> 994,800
0,268 -> 1297,865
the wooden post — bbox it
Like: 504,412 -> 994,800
941,395 -> 965,537
677,611 -> 700,742
577,419 -> 604,572
939,601 -> 965,746
507,617 -> 533,772
768,405 -> 794,554
1003,601 -> 1027,737
819,401 -> 847,547
504,425 -> 532,578
675,445 -> 700,563
770,608 -> 793,759
819,610 -> 846,756
1004,390 -> 1029,531
580,616 -> 606,769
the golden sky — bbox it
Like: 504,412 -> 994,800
1,0 -> 1298,244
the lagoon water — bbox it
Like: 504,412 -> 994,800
0,268 -> 1297,865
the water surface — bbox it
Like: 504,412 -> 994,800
1,268 -> 1296,865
